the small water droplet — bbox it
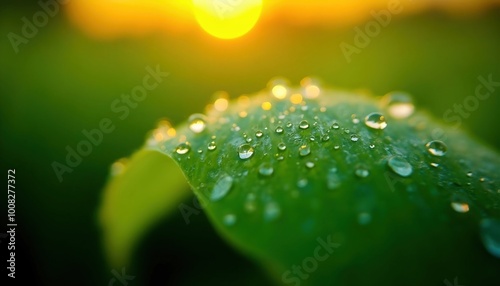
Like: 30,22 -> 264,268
110,158 -> 128,176
238,144 -> 254,159
364,112 -> 387,130
301,77 -> 321,99
175,142 -> 191,155
286,122 -> 293,128
305,162 -> 315,169
246,137 -> 252,143
188,113 -> 207,133
327,168 -> 341,190
466,172 -> 473,177
231,124 -> 241,132
278,142 -> 287,151
275,154 -> 284,161
245,194 -> 256,212
223,214 -> 237,226
255,131 -> 263,138
451,201 -> 470,213
299,145 -> 311,157
369,144 -> 375,149
321,135 -> 330,142
479,218 -> 500,258
259,163 -> 274,176
299,120 -> 310,129
261,101 -> 272,110
208,141 -> 217,151
334,145 -> 340,150
358,212 -> 372,225
309,136 -> 316,142
264,202 -> 281,221
332,122 -> 339,129
297,178 -> 308,188
388,156 -> 413,177
430,162 -> 439,168
211,175 -> 233,201
355,168 -> 369,178
352,114 -> 360,124
350,134 -> 359,142
269,78 -> 289,99
213,93 -> 229,112
344,129 -> 350,134
383,91 -> 415,119
426,140 -> 447,156
275,126 -> 284,134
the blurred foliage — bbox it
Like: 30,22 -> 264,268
1,2 -> 500,285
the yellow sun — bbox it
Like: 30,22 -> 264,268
192,0 -> 263,39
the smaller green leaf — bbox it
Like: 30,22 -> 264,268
99,149 -> 189,267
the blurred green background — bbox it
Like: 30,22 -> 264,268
1,1 -> 500,285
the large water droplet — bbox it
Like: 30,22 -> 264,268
451,201 -> 470,213
479,218 -> 500,258
350,134 -> 359,142
275,126 -> 284,134
388,156 -> 413,177
332,122 -> 340,129
255,130 -> 263,138
208,141 -> 217,151
264,202 -> 281,221
223,214 -> 237,226
383,91 -> 415,119
238,144 -> 254,159
278,142 -> 287,151
426,140 -> 447,156
299,120 -> 310,129
175,142 -> 191,155
211,175 -> 233,201
259,163 -> 274,176
188,113 -> 207,133
299,145 -> 311,157
364,112 -> 387,130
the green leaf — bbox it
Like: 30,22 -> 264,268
105,82 -> 500,284
99,149 -> 189,268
